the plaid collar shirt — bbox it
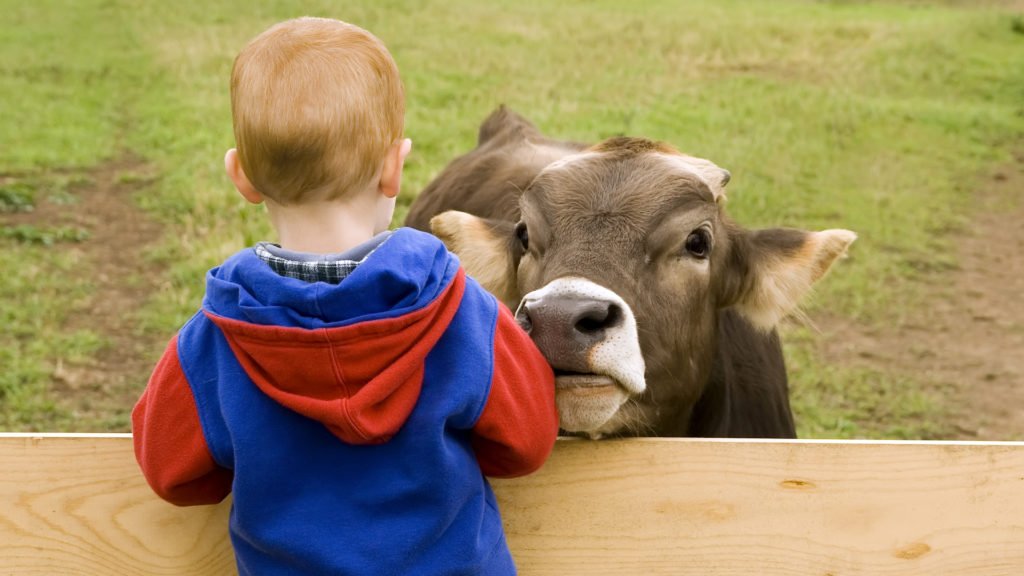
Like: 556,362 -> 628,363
254,240 -> 384,284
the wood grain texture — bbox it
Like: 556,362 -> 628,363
2,435 -> 1023,575
495,438 -> 1024,575
0,434 -> 234,575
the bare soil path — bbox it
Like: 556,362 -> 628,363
816,152 -> 1024,440
3,156 -> 166,429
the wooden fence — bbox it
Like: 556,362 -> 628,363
2,433 -> 1023,575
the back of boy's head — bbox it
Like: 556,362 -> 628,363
231,17 -> 404,205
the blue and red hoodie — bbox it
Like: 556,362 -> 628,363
132,228 -> 558,576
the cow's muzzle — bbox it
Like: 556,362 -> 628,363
515,277 -> 646,434
516,295 -> 623,369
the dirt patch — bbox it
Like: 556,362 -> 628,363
815,153 -> 1024,440
1,155 -> 164,429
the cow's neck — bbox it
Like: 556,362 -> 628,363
687,309 -> 796,438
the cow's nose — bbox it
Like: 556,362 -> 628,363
516,295 -> 623,358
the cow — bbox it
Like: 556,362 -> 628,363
405,106 -> 855,439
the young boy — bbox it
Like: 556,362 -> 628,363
132,17 -> 558,576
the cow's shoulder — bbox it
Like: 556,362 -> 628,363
476,105 -> 542,147
406,107 -> 585,228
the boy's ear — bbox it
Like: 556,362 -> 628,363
721,227 -> 857,331
225,149 -> 263,204
379,138 -> 413,199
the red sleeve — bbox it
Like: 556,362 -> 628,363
131,335 -> 233,506
471,304 -> 558,478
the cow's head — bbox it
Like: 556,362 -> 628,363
432,136 -> 855,438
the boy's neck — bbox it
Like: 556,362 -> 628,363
265,192 -> 384,254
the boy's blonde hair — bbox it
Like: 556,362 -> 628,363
231,17 -> 404,204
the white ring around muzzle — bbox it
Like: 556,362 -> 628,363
519,276 -> 646,396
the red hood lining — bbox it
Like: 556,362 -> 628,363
204,298 -> 442,345
204,269 -> 467,445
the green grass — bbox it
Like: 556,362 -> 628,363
0,0 -> 143,429
0,182 -> 36,213
0,244 -> 100,429
2,0 -> 1022,437
784,325 -> 953,439
0,224 -> 90,245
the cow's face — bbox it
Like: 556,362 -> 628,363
433,138 -> 855,438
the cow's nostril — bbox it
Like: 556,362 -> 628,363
574,303 -> 623,336
515,304 -> 533,333
606,304 -> 623,328
575,312 -> 605,335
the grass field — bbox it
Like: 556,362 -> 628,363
2,0 -> 1022,437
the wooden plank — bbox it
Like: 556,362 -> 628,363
0,434 -> 233,576
1,435 -> 1023,575
495,438 -> 1024,575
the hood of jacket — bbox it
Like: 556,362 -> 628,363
202,228 -> 465,445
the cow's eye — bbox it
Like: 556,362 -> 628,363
514,222 -> 529,251
684,229 -> 711,259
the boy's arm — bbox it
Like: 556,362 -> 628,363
132,336 -> 233,506
471,305 -> 558,478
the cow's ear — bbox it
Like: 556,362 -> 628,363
723,227 -> 856,331
430,211 -> 520,308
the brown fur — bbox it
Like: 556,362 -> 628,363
588,137 -> 679,156
405,106 -> 585,229
406,107 -> 855,438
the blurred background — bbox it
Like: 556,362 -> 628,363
1,0 -> 1021,439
